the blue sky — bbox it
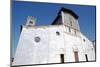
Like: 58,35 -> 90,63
12,1 -> 96,57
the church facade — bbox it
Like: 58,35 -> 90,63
12,8 -> 95,66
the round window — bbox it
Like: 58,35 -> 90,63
35,36 -> 40,43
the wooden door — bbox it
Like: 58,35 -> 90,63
74,51 -> 79,62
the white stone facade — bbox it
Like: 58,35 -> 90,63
12,8 -> 95,66
12,25 -> 95,66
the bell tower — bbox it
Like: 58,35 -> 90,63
52,8 -> 80,35
26,16 -> 36,27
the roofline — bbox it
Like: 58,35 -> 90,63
58,7 -> 79,19
51,14 -> 61,25
51,7 -> 79,25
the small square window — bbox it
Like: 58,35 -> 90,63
56,31 -> 60,35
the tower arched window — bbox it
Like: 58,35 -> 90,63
29,21 -> 33,24
70,21 -> 72,26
